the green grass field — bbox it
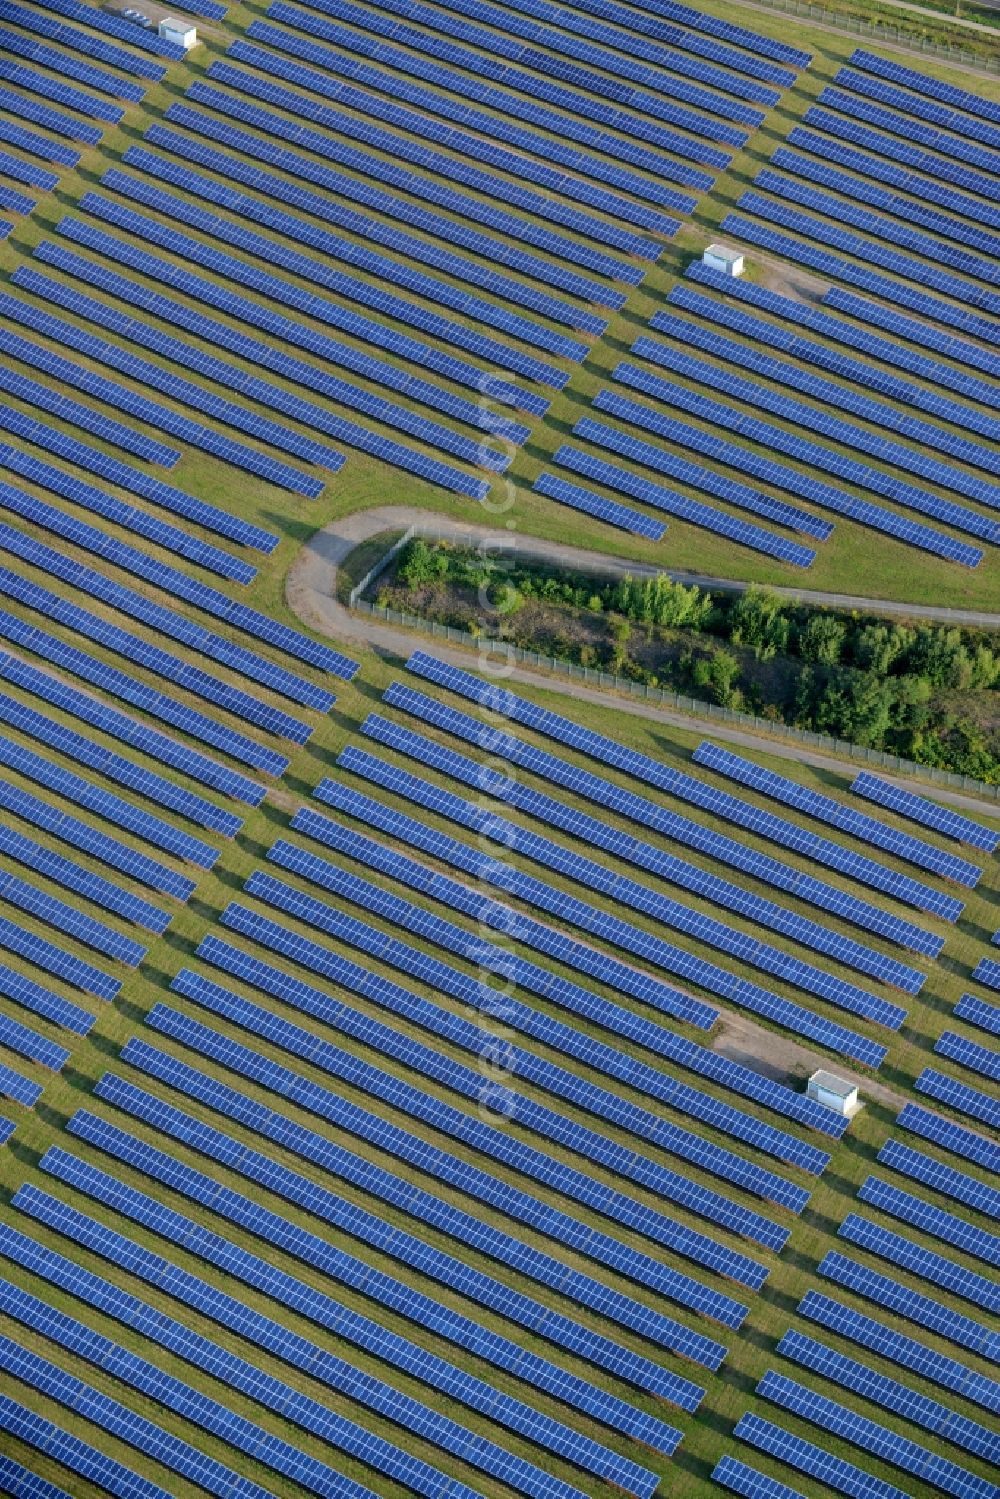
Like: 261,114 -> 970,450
0,2 -> 998,1496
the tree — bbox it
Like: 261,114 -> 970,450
729,587 -> 790,660
397,537 -> 448,587
797,613 -> 846,666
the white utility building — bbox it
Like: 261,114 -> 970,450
158,16 -> 197,47
702,243 -> 745,277
807,1070 -> 861,1118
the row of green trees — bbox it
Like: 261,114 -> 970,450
388,542 -> 1000,780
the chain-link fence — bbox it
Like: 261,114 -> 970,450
753,0 -> 1000,71
352,594 -> 1000,802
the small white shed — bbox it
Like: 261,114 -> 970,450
158,16 -> 197,47
807,1069 -> 861,1118
702,243 -> 745,278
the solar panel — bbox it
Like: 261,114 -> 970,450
62,1107 -> 706,1413
916,1066 -> 1000,1130
837,1212 -> 1000,1310
818,1250 -> 998,1359
733,1411 -> 911,1499
693,742 -> 981,885
850,774 -> 999,853
88,1070 -> 732,1370
858,1174 -> 999,1268
180,947 -> 789,1267
381,680 -> 939,959
401,653 -> 956,933
8,1190 -> 593,1499
0,1389 -> 182,1499
972,957 -> 1000,993
935,1029 -> 1000,1084
878,1136 -> 999,1220
329,751 -> 909,1023
776,1329 -> 997,1464
798,1289 -> 1000,1417
358,714 -> 923,995
109,149 -> 609,339
954,993 -> 1000,1037
755,1367 -> 996,1498
896,1102 -> 1000,1175
0,1061 -> 42,1107
149,989 -> 764,1310
0,1228 -> 382,1499
36,1148 -> 667,1494
712,1455 -> 808,1499
214,899 -> 834,1177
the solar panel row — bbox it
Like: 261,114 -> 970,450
0,955 -> 95,1036
721,214 -> 999,349
776,1329 -> 997,1465
0,686 -> 243,838
733,1411 -> 909,1499
62,1108 -> 706,1413
954,993 -> 1000,1036
288,0 -> 742,163
0,397 -> 280,553
613,355 -> 998,545
108,149 -> 608,341
819,1250 -> 998,1360
878,1136 -> 1000,1220
337,0 -> 775,117
0,440 -> 255,584
782,130 -> 1000,247
172,959 -> 774,1283
0,561 -> 311,750
649,300 -> 1000,485
57,212 -> 550,415
0,82 -> 101,142
0,817 -> 169,935
330,749 -> 911,1021
0,58 -> 121,122
210,47 -> 687,235
835,63 -> 1000,151
756,1368 -> 997,1499
213,899 -> 837,1183
0,1231 -> 385,1499
935,1029 -> 1000,1084
0,1061 -> 42,1107
0,911 -> 119,1001
11,1188 -> 594,1499
798,1290 -> 1000,1416
916,1066 -> 1000,1130
858,1174 -> 999,1268
145,995 -> 759,1320
0,592 -> 288,780
587,386 -> 979,568
246,11 -> 713,198
896,1101 -> 1000,1175
28,0 -> 185,59
382,679 -> 939,959
355,715 -> 925,993
837,1212 -> 1000,1312
155,100 -> 644,298
38,1145 -> 667,1494
693,741 -> 982,885
678,267 -> 1000,439
0,766 -> 194,900
401,655 -> 958,933
0,25 -> 144,102
554,439 -> 816,565
0,726 -> 219,872
15,260 -> 502,499
0,312 -> 328,498
92,1064 -> 732,1369
0,0 -> 166,80
532,473 -> 666,537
